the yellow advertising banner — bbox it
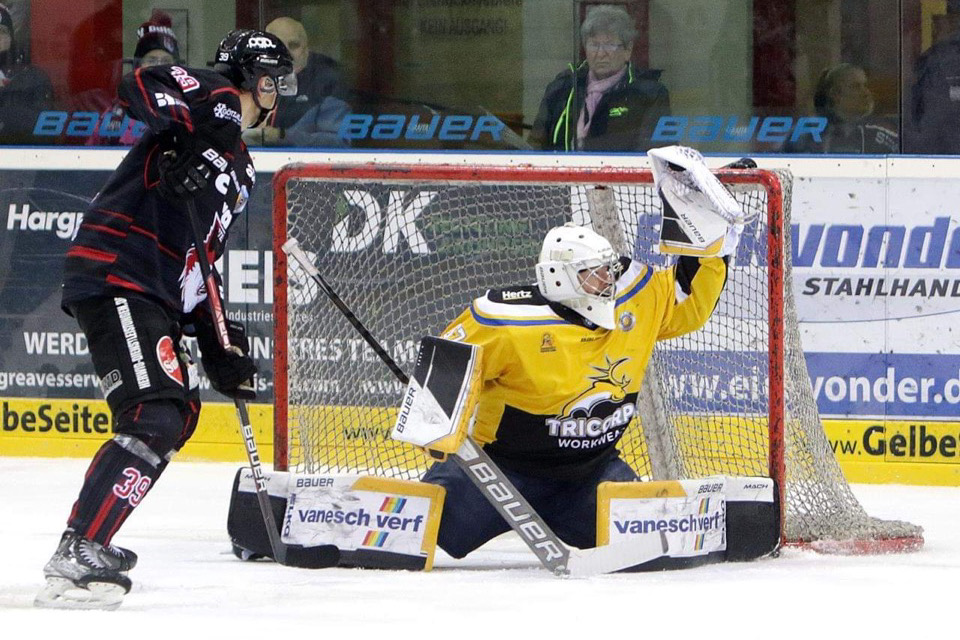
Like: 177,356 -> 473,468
0,397 -> 274,462
823,419 -> 960,486
2,397 -> 958,486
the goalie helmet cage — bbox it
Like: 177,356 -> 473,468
272,161 -> 922,554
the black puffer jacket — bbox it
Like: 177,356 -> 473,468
269,51 -> 349,130
908,32 -> 960,154
530,62 -> 670,152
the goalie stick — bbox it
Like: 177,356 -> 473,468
185,200 -> 338,570
281,237 -> 667,577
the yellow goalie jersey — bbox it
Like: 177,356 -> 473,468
441,255 -> 728,479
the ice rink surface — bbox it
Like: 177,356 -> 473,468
1,457 -> 955,639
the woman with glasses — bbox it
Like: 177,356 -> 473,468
529,5 -> 670,152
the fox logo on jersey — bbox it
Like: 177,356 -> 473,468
562,356 -> 631,416
544,356 -> 636,449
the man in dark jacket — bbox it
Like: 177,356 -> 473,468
530,6 -> 669,152
907,12 -> 960,154
0,2 -> 54,144
243,16 -> 350,147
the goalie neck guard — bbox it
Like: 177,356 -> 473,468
535,223 -> 619,329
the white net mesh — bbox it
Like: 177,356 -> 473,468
274,164 -> 922,550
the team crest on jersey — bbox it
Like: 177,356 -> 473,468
442,324 -> 467,342
540,332 -> 556,353
618,311 -> 635,332
156,336 -> 183,385
180,244 -> 212,312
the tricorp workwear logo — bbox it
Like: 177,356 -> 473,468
545,356 -> 636,449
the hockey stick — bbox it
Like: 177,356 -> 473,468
282,237 -> 667,577
184,200 -> 338,570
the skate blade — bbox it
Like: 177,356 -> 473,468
34,577 -> 126,611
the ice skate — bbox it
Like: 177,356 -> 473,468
104,540 -> 138,572
34,531 -> 133,610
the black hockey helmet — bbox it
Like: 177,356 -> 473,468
212,29 -> 297,97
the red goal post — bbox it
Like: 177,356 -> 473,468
271,161 -> 922,554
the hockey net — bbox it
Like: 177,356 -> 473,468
273,162 -> 922,553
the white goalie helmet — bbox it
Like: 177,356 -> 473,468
535,223 -> 619,329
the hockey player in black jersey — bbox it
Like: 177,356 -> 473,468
35,30 -> 297,610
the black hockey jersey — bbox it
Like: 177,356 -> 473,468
441,255 -> 728,479
62,65 -> 255,315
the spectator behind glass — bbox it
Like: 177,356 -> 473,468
529,5 -> 669,152
0,2 -> 54,144
783,63 -> 898,154
87,14 -> 180,146
242,16 -> 350,148
908,9 -> 960,154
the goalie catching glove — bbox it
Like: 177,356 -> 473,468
188,310 -> 257,400
649,145 -> 754,257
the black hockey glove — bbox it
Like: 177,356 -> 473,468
158,136 -> 221,200
192,312 -> 258,400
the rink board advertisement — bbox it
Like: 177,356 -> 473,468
0,154 -> 957,485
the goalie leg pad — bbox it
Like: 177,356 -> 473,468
596,476 -> 780,571
227,468 -> 291,562
229,471 -> 446,570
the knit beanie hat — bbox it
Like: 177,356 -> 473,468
134,13 -> 179,61
0,4 -> 13,35
0,3 -> 18,68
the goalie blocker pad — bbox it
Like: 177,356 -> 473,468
391,336 -> 482,456
596,475 -> 780,571
228,469 -> 446,570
